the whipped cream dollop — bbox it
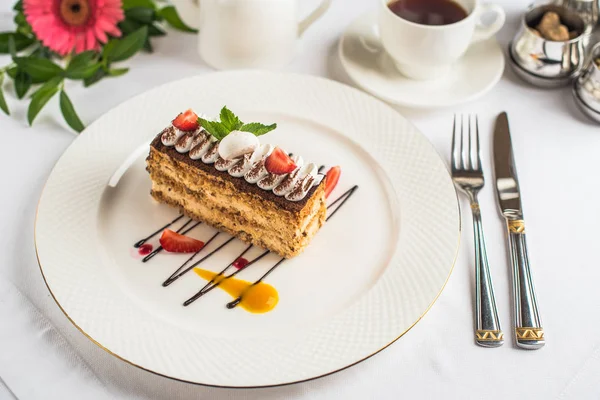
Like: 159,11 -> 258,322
218,130 -> 259,160
160,121 -> 323,202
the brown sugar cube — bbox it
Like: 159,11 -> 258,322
568,30 -> 579,40
538,11 -> 560,29
536,11 -> 570,41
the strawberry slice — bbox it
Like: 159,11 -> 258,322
172,109 -> 199,131
324,166 -> 341,198
159,229 -> 204,253
265,147 -> 297,175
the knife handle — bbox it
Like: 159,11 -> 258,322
506,219 -> 545,349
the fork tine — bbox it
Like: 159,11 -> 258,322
460,114 -> 467,170
451,114 -> 459,170
468,114 -> 474,170
475,115 -> 481,171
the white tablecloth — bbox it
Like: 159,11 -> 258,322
2,0 -> 600,398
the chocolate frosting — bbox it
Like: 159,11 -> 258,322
150,134 -> 322,213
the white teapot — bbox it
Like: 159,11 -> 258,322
171,0 -> 332,70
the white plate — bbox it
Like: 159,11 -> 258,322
35,71 -> 460,387
339,11 -> 505,109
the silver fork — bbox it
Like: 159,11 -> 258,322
451,115 -> 504,348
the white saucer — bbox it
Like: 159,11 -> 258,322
338,11 -> 505,109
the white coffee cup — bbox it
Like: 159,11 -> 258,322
171,0 -> 332,70
378,0 -> 506,80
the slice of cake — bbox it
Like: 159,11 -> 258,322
146,107 -> 335,258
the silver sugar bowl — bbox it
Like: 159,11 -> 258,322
509,4 -> 587,87
556,0 -> 598,35
573,42 -> 600,122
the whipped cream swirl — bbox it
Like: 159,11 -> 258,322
160,125 -> 322,202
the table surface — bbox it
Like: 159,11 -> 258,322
1,0 -> 600,399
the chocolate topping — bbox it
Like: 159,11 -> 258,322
151,135 -> 321,213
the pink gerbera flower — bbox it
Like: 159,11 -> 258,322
24,0 -> 124,55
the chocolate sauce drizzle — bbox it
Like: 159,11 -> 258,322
141,219 -> 202,262
183,247 -> 270,306
133,184 -> 358,311
162,235 -> 235,287
134,215 -> 184,248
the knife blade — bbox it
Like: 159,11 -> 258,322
493,112 -> 522,218
493,112 -> 545,350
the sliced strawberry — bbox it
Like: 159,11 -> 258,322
265,147 -> 297,175
159,229 -> 204,253
172,109 -> 199,131
324,166 -> 341,198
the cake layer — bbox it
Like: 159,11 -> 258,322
147,146 -> 327,258
151,180 -> 325,257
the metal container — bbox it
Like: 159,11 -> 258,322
556,0 -> 598,34
573,42 -> 600,122
510,4 -> 587,86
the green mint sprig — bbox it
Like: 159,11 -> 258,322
199,106 -> 277,140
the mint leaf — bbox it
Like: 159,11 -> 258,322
219,106 -> 243,132
240,122 -> 277,136
199,118 -> 229,140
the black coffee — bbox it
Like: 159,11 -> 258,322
388,0 -> 468,26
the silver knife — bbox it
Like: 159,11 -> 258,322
493,112 -> 545,350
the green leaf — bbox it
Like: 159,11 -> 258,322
240,122 -> 277,136
68,51 -> 97,68
13,1 -> 23,11
219,106 -> 243,132
0,74 -> 9,116
101,40 -> 117,60
15,68 -> 32,99
31,46 -> 53,60
8,35 -> 16,59
14,12 -> 33,37
148,23 -> 166,37
7,66 -> 47,84
0,32 -> 33,53
122,0 -> 156,10
143,38 -> 153,52
83,67 -> 107,87
66,63 -> 100,80
125,7 -> 156,24
118,19 -> 142,36
65,51 -> 100,79
106,26 -> 148,62
199,118 -> 229,140
27,76 -> 62,126
14,57 -> 63,81
59,90 -> 85,132
158,6 -> 198,33
108,67 -> 129,77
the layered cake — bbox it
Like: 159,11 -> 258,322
146,107 -> 340,258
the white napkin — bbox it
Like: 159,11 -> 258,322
0,275 -> 113,400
